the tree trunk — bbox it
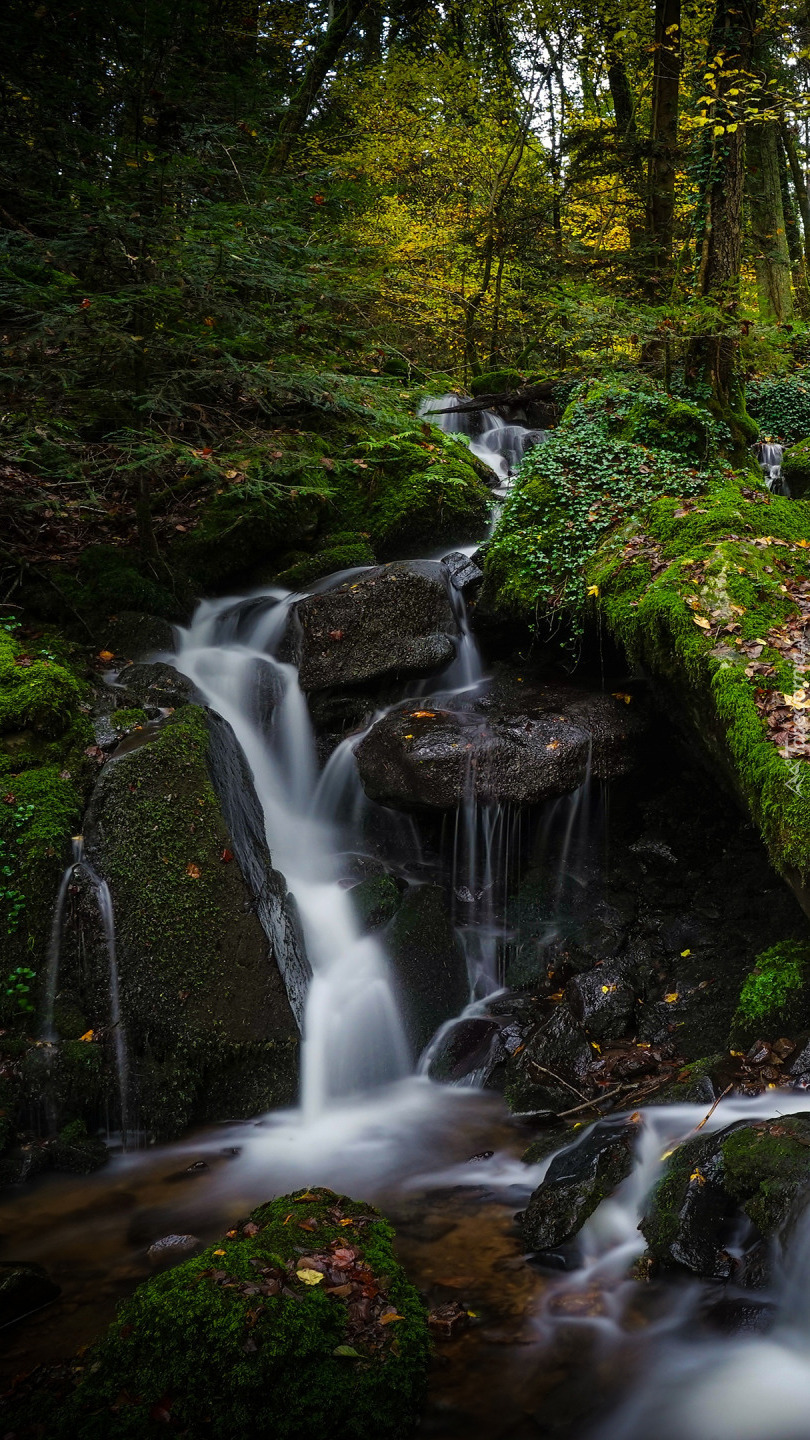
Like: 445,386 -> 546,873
781,121 -> 810,271
273,0 -> 369,172
776,129 -> 810,316
688,0 -> 759,450
747,120 -> 793,323
647,0 -> 681,286
603,24 -> 646,254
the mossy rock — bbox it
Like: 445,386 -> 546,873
621,394 -> 717,464
482,377 -> 810,889
73,546 -> 181,620
0,628 -> 83,737
177,486 -> 325,590
77,706 -> 298,1137
4,1188 -> 430,1439
782,437 -> 810,499
349,875 -> 403,933
641,1113 -> 810,1279
273,535 -> 375,591
730,940 -> 810,1047
469,369 -> 522,397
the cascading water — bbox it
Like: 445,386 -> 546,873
42,836 -> 130,1143
758,440 -> 786,493
421,393 -> 547,495
174,585 -> 412,1120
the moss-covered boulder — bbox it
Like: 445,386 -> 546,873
3,1188 -> 430,1440
640,1113 -> 810,1282
782,438 -> 810,499
482,377 -> 810,898
730,940 -> 810,1046
75,705 -> 299,1137
349,874 -> 403,933
469,369 -> 522,397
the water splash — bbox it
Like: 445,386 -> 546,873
422,393 -> 547,495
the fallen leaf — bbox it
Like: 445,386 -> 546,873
379,1312 -> 404,1325
410,711 -> 436,719
98,649 -> 115,662
186,862 -> 201,878
296,1269 -> 324,1286
212,1249 -> 226,1257
333,1345 -> 362,1357
78,1030 -> 95,1042
546,739 -> 560,751
220,848 -> 234,863
693,615 -> 711,630
665,993 -> 679,1003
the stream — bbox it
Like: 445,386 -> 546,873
4,396 -> 810,1438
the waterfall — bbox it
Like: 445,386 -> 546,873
42,837 -> 130,1143
758,441 -> 786,494
174,588 -> 412,1120
420,393 -> 547,495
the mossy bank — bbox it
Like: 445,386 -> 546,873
0,1187 -> 431,1440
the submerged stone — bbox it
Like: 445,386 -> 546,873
0,1261 -> 60,1327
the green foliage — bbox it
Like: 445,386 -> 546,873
747,371 -> 810,444
0,629 -> 83,737
484,381 -> 720,632
731,940 -> 810,1042
4,966 -> 36,1014
22,1188 -> 429,1440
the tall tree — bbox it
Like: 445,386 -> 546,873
646,0 -> 681,287
747,118 -> 793,323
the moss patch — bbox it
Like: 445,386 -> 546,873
731,940 -> 810,1045
5,1188 -> 430,1440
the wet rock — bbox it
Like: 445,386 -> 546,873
0,1261 -> 60,1326
565,964 -> 637,1041
385,885 -> 469,1054
641,1113 -> 810,1284
441,551 -> 484,595
147,1234 -> 203,1267
521,1119 -> 639,1251
0,1143 -> 52,1187
115,660 -> 194,711
426,1017 -> 500,1082
504,1008 -> 594,1114
95,611 -> 175,663
349,874 -> 403,933
77,706 -> 299,1140
355,683 -> 643,811
294,561 -> 458,692
49,1119 -> 108,1175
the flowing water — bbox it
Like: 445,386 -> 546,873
8,396 -> 810,1438
759,440 -> 786,494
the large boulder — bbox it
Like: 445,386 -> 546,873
2,1188 -> 430,1440
640,1112 -> 810,1283
68,705 -> 300,1138
354,681 -> 642,811
521,1118 -> 639,1252
293,561 -> 459,693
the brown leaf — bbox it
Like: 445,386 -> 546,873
186,862 -> 201,879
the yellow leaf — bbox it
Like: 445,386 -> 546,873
410,711 -> 436,719
296,1269 -> 324,1286
98,650 -> 115,662
379,1312 -> 404,1325
665,993 -> 679,1004
693,615 -> 711,630
680,948 -> 692,957
79,1030 -> 95,1042
612,691 -> 632,704
213,1249 -> 226,1257
587,584 -> 599,597
690,1168 -> 706,1185
340,1218 -> 354,1226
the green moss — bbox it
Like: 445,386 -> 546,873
81,705 -> 297,1136
721,1118 -> 810,1235
111,707 -> 148,733
748,369 -> 810,444
273,536 -> 375,590
73,545 -> 181,619
730,941 -> 810,1044
0,629 -> 83,737
17,1187 -> 429,1439
783,438 -> 810,499
469,369 -> 522,396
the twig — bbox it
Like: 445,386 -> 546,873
527,1059 -> 589,1104
555,1083 -> 631,1119
691,1084 -> 734,1135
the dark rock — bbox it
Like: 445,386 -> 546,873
521,1119 -> 639,1250
505,1008 -> 594,1114
702,1295 -> 776,1334
640,1112 -> 810,1283
0,1143 -> 51,1187
0,1261 -> 60,1326
49,1120 -> 108,1175
426,1017 -> 500,1082
385,885 -> 469,1054
441,551 -> 484,594
115,660 -> 195,711
355,680 -> 644,811
565,964 -> 637,1041
96,611 -> 176,663
349,874 -> 403,933
293,560 -> 459,692
147,1234 -> 203,1267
